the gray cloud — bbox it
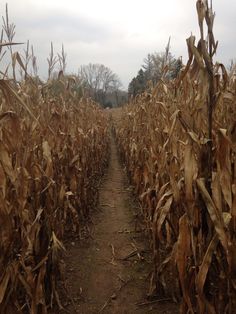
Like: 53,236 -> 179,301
14,12 -> 123,44
1,1 -> 235,89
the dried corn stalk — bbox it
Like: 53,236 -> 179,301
0,73 -> 109,312
114,1 -> 236,312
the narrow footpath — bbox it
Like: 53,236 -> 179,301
62,134 -> 178,314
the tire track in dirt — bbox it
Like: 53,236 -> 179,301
62,134 -> 178,314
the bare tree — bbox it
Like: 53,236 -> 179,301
79,63 -> 122,106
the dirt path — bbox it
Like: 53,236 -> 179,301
62,134 -> 178,314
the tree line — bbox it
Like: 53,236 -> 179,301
128,39 -> 183,98
79,63 -> 127,108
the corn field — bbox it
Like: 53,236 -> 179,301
1,0 -> 236,313
0,64 -> 109,312
113,2 -> 236,313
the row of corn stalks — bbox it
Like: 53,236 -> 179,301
0,67 -> 109,311
113,1 -> 236,313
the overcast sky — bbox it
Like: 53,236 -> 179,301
1,0 -> 236,88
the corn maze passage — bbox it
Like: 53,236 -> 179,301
0,1 -> 235,313
61,133 -> 178,314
